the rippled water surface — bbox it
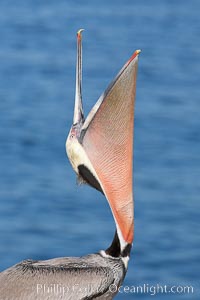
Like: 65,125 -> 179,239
0,0 -> 200,299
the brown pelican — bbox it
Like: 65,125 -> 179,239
0,30 -> 140,299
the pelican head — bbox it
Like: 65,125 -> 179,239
66,29 -> 140,258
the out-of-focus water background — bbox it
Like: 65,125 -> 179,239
0,0 -> 199,299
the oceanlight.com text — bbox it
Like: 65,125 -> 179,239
109,283 -> 194,296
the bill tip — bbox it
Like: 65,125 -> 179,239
136,49 -> 141,55
77,29 -> 84,39
128,49 -> 141,64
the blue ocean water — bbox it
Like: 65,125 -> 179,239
0,0 -> 199,299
